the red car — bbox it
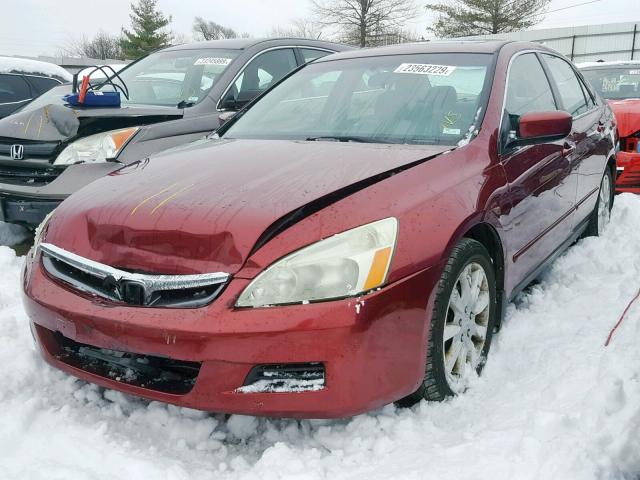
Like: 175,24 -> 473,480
23,41 -> 616,418
580,61 -> 640,193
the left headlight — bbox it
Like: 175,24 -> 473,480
236,217 -> 398,308
54,127 -> 139,165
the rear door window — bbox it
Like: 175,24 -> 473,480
0,74 -> 32,104
25,76 -> 60,96
577,75 -> 596,108
224,48 -> 297,108
542,55 -> 589,116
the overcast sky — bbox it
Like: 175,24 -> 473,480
2,0 -> 640,57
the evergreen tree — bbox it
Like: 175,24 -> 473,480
427,0 -> 551,38
120,0 -> 172,59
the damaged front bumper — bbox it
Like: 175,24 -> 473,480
23,248 -> 440,419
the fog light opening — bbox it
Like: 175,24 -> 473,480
238,363 -> 326,393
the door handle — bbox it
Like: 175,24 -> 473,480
562,141 -> 576,157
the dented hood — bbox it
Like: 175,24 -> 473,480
0,84 -> 182,142
608,99 -> 640,138
46,138 -> 450,275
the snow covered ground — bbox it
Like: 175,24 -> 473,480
1,196 -> 640,480
0,221 -> 29,247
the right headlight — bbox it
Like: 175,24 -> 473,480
54,127 -> 139,165
236,217 -> 398,308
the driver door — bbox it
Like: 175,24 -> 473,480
499,53 -> 577,292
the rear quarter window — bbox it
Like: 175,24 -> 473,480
300,49 -> 332,64
0,74 -> 31,103
25,76 -> 60,96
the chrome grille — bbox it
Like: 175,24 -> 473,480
0,139 -> 60,160
40,243 -> 230,308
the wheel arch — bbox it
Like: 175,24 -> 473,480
461,222 -> 507,331
607,154 -> 616,177
606,154 -> 616,207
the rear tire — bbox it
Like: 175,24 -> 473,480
584,167 -> 614,238
398,238 -> 498,406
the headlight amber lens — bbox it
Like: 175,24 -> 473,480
236,218 -> 398,308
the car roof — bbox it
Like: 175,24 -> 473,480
314,40 -> 514,62
0,56 -> 72,82
164,38 -> 350,52
313,40 -> 564,62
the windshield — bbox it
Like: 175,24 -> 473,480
102,48 -> 239,107
581,66 -> 640,100
222,53 -> 493,146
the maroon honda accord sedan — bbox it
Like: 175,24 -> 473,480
23,41 -> 616,418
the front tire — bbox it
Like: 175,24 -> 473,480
398,238 -> 498,405
584,167 -> 613,238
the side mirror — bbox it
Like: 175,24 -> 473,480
518,111 -> 572,144
218,111 -> 236,126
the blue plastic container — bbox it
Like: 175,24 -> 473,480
64,91 -> 121,107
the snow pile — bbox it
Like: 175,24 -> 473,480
0,56 -> 72,82
0,221 -> 29,246
236,378 -> 325,393
1,195 -> 640,479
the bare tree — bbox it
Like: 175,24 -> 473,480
193,16 -> 240,40
269,18 -> 324,39
62,31 -> 124,60
172,32 -> 190,45
311,0 -> 420,47
428,0 -> 551,37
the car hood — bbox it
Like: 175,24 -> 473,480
46,138 -> 451,275
608,99 -> 640,138
0,84 -> 183,142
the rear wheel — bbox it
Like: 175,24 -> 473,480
584,167 -> 613,237
398,238 -> 498,405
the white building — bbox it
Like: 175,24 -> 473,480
460,21 -> 639,63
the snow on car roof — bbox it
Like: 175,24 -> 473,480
0,56 -> 72,82
577,60 -> 640,69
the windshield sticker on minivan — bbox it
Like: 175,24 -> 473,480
193,57 -> 233,66
394,64 -> 456,76
629,69 -> 640,75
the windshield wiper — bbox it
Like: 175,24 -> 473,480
306,136 -> 375,143
177,100 -> 195,109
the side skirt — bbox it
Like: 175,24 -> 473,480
507,216 -> 590,304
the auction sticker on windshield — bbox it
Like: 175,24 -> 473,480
394,64 -> 456,76
194,57 -> 233,66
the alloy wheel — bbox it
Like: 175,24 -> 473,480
443,262 -> 490,392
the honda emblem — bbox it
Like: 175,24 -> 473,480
10,144 -> 24,160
